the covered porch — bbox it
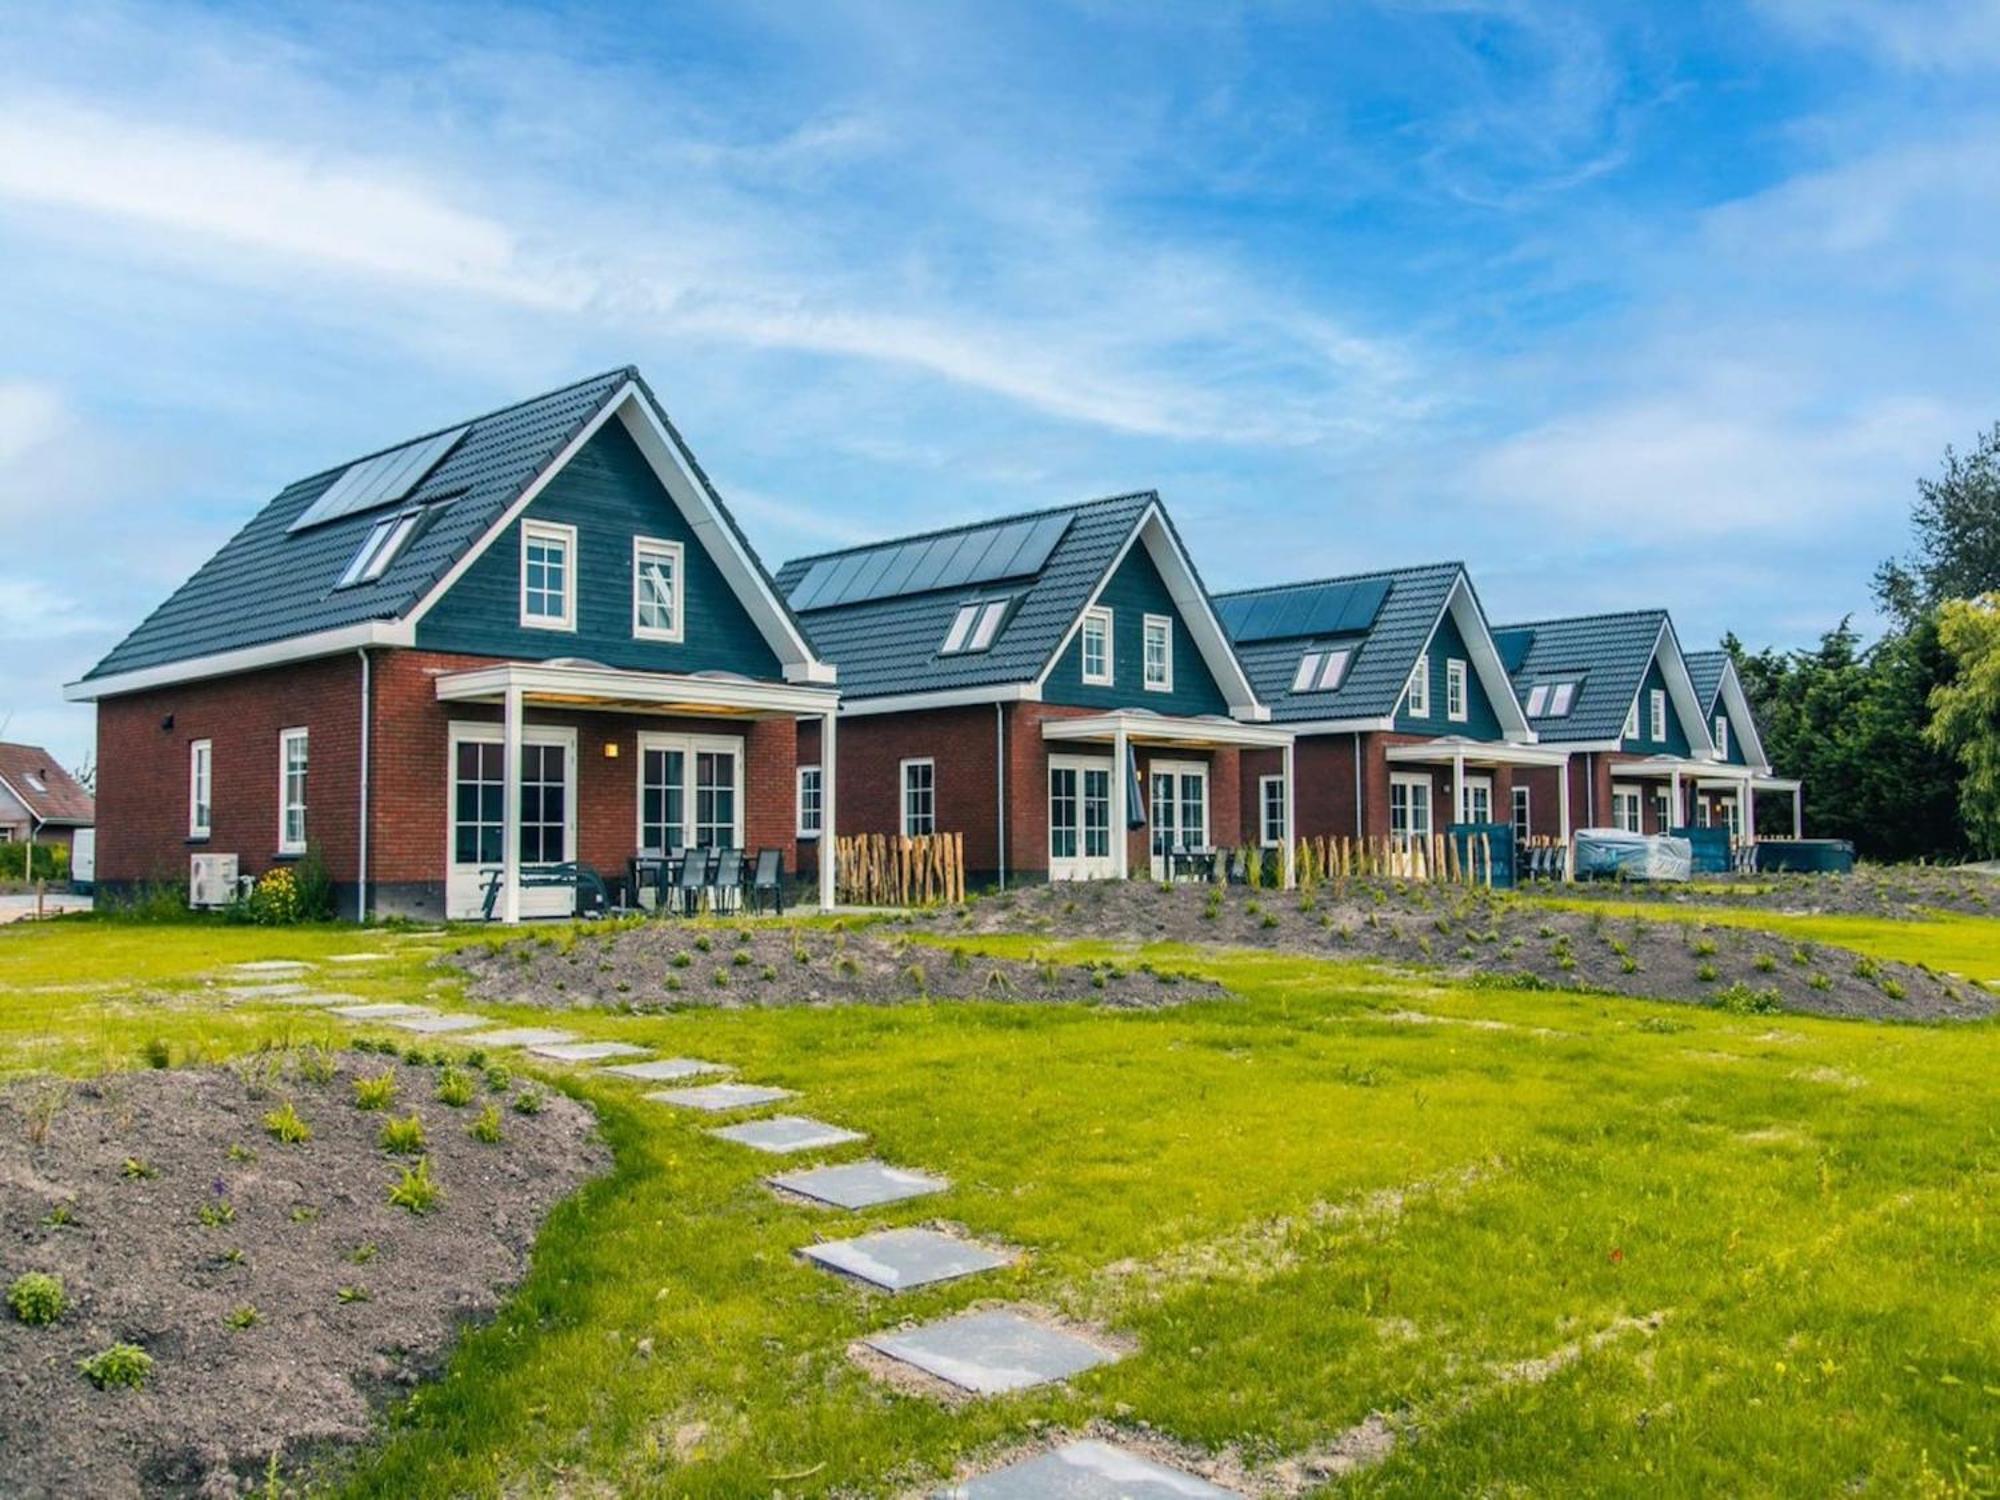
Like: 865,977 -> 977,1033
1694,769 -> 1805,843
1040,709 -> 1297,886
433,661 -> 840,922
1383,737 -> 1575,850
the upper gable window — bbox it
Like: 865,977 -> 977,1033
1715,714 -> 1729,757
940,599 -> 1012,656
1406,653 -> 1430,717
1624,699 -> 1640,739
1446,659 -> 1468,722
521,520 -> 577,632
1291,647 -> 1351,694
633,537 -> 683,642
337,508 -> 425,589
1081,607 -> 1114,686
1650,689 -> 1667,741
1143,615 -> 1173,692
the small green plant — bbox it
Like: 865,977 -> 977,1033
225,1302 -> 263,1330
8,1272 -> 66,1325
1260,913 -> 1279,930
227,1143 -> 257,1163
352,1073 -> 397,1111
711,969 -> 730,989
218,1247 -> 246,1267
378,1114 -> 427,1155
1853,955 -> 1880,980
470,1103 -> 504,1144
835,955 -> 860,978
263,1099 -> 312,1145
513,1085 -> 545,1116
731,949 -> 752,968
694,934 -> 714,953
141,1036 -> 172,1070
1754,954 -> 1778,974
483,1063 -> 512,1093
1635,1015 -> 1692,1035
199,1194 -> 236,1228
1790,945 -> 1812,966
670,951 -> 692,969
435,1068 -> 475,1108
121,1157 -> 156,1180
1692,936 -> 1719,957
388,1158 -> 441,1215
337,1284 -> 372,1304
1696,962 -> 1719,984
1716,982 -> 1782,1015
1880,978 -> 1907,1001
903,962 -> 927,993
1620,956 -> 1639,975
1809,972 -> 1833,991
80,1342 -> 153,1390
346,1242 -> 378,1265
294,1045 -> 338,1085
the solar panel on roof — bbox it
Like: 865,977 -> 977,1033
1225,577 -> 1394,643
785,514 -> 1074,610
289,425 -> 469,532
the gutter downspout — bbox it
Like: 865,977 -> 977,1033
1353,734 -> 1363,840
356,648 -> 372,923
995,702 -> 1007,890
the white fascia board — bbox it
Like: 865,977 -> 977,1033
1653,620 -> 1717,758
1271,715 -> 1397,735
1716,659 -> 1772,773
838,682 -> 1040,718
433,661 -> 838,718
1437,573 -> 1536,742
64,621 -> 407,701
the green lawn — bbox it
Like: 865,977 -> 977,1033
2,913 -> 1996,1497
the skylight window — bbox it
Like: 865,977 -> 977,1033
336,508 -> 425,588
24,773 -> 47,793
940,599 -> 1012,656
1291,646 -> 1352,694
1527,680 -> 1578,717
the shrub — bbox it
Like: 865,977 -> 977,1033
378,1114 -> 427,1155
140,1036 -> 172,1070
1620,957 -> 1639,975
337,1284 -> 371,1304
79,1343 -> 153,1390
1809,973 -> 1833,991
352,1073 -> 397,1111
262,1100 -> 312,1145
8,1272 -> 66,1325
43,1202 -> 78,1228
1692,936 -> 1719,957
435,1068 -> 475,1108
388,1158 -> 441,1215
470,1104 -> 504,1144
483,1064 -> 512,1093
121,1157 -> 155,1180
1717,982 -> 1782,1015
294,1046 -> 338,1085
1696,963 -> 1719,984
291,842 -> 337,921
246,867 -> 303,926
1754,954 -> 1778,974
225,1303 -> 262,1330
512,1085 -> 545,1116
1880,978 -> 1907,1001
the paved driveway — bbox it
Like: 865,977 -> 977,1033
0,891 -> 93,924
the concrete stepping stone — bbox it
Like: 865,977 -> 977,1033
865,1309 -> 1119,1396
647,1082 -> 794,1113
527,1040 -> 650,1062
941,1440 -> 1236,1498
230,960 -> 313,975
239,989 -> 362,1006
804,1227 -> 1012,1292
601,1057 -> 732,1082
769,1159 -> 948,1210
457,1026 -> 580,1049
709,1116 -> 865,1155
219,982 -> 312,999
327,951 -> 393,963
328,1003 -> 436,1020
388,1013 -> 493,1034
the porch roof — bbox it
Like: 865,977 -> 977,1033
1609,753 -> 1716,781
1383,736 -> 1570,769
1040,708 -> 1293,751
433,660 -> 839,719
1695,771 -> 1802,793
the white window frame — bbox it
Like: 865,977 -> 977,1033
1406,654 -> 1430,718
1512,784 -> 1531,843
634,730 -> 746,852
1653,785 -> 1675,832
632,535 -> 684,643
189,739 -> 212,839
1142,614 -> 1173,693
1714,714 -> 1729,758
1611,784 -> 1643,834
1458,773 -> 1493,824
278,727 -> 308,855
1525,682 -> 1549,717
796,764 -> 823,838
520,519 -> 578,632
1650,688 -> 1667,742
1548,681 -> 1575,716
1624,699 -> 1640,740
901,758 -> 936,836
1446,658 -> 1468,722
1259,774 -> 1287,849
1080,607 -> 1114,686
1389,771 -> 1433,845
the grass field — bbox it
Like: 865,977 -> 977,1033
2,912 -> 1996,1497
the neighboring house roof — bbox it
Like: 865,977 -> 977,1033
775,492 -> 1263,713
1683,648 -> 1772,772
71,369 -> 826,697
0,743 -> 94,826
1215,562 -> 1533,738
1492,609 -> 1711,751
1684,650 -> 1728,715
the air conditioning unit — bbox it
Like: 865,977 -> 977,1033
189,853 -> 240,909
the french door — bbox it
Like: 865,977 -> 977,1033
1048,755 -> 1114,881
1389,773 -> 1432,849
638,732 -> 744,853
446,723 -> 577,920
1457,774 -> 1493,825
1148,761 -> 1209,879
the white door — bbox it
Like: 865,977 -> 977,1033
447,723 -> 577,920
1049,755 -> 1114,881
1390,773 -> 1432,848
1457,774 -> 1493,825
1148,761 -> 1210,879
637,732 -> 744,853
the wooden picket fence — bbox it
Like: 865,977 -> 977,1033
835,832 -> 966,906
1283,831 -> 1505,888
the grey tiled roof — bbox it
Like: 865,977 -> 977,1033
1215,563 -> 1462,722
87,369 -> 636,680
1684,650 -> 1727,714
1491,609 -> 1667,743
774,492 -> 1157,700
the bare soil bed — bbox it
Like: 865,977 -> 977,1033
0,1053 -> 605,1498
1554,865 -> 1999,919
450,920 -> 1224,1011
952,880 -> 1995,1022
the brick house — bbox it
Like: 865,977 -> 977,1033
774,493 -> 1293,886
0,742 -> 95,853
1683,649 -> 1801,839
67,368 -> 838,921
1215,564 -> 1562,855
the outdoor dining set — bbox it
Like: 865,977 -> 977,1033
478,847 -> 790,921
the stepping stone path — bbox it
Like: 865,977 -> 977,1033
389,1013 -> 493,1034
769,1159 -> 948,1210
219,982 -> 311,999
230,961 -> 313,975
710,1116 -> 865,1155
458,1027 -> 579,1049
865,1309 -> 1119,1396
650,1082 -> 795,1113
327,952 -> 393,963
803,1228 -> 1012,1292
253,990 -> 367,1007
528,1040 -> 651,1062
938,1439 -> 1235,1498
328,1002 -> 434,1020
602,1058 -> 731,1082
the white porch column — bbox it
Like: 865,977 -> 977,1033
500,684 -> 523,925
1280,737 -> 1296,889
819,710 -> 838,912
1110,724 -> 1130,879
1745,777 -> 1757,846
1792,785 -> 1802,839
1557,752 -> 1574,883
1670,767 -> 1683,831
1452,749 -> 1466,826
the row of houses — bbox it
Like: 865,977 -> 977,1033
67,368 -> 1800,919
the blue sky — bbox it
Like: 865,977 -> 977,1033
5,0 -> 1999,770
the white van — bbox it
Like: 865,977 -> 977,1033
69,828 -> 95,893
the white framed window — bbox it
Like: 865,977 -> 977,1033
633,536 -> 684,642
520,519 -> 577,631
1406,654 -> 1430,718
1446,658 -> 1468,722
1512,784 -> 1531,844
1258,775 -> 1286,848
635,732 -> 743,853
1525,682 -> 1549,716
901,758 -> 936,836
1142,614 -> 1173,692
1389,772 -> 1432,846
278,728 -> 308,854
1624,699 -> 1640,740
1653,786 -> 1674,831
189,739 -> 212,839
1547,680 -> 1576,716
796,765 -> 823,837
1458,774 -> 1492,824
1080,607 -> 1113,686
941,598 -> 1011,656
1611,785 -> 1643,833
1650,689 -> 1667,742
1714,714 -> 1729,758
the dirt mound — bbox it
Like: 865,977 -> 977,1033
449,920 -> 1224,1012
0,1054 -> 606,1497
1555,866 -> 1999,920
955,881 -> 1993,1022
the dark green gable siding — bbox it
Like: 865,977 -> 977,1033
416,422 -> 783,678
1393,609 -> 1503,739
1620,656 -> 1692,755
1713,700 -> 1749,766
1045,544 -> 1229,714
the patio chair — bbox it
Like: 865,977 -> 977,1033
673,848 -> 712,915
1224,847 -> 1250,885
750,848 -> 786,915
711,848 -> 745,913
